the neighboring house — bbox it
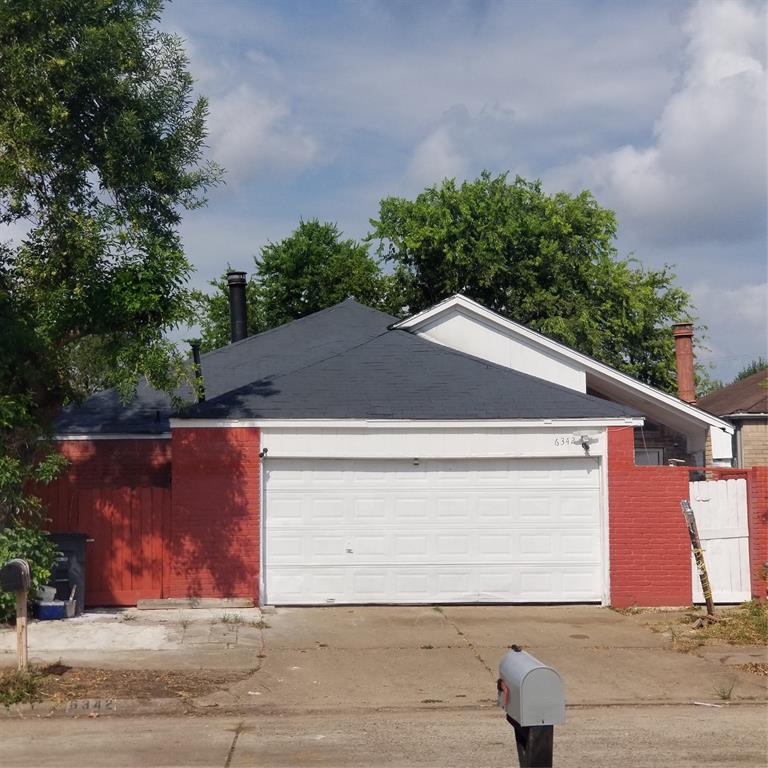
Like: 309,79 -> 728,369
46,286 -> 763,609
698,369 -> 768,468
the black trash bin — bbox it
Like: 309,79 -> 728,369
48,533 -> 87,616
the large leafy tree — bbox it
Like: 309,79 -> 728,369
196,219 -> 396,351
0,0 -> 220,524
370,172 -> 693,392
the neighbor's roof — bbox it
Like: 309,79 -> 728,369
57,299 -> 639,433
697,369 -> 768,417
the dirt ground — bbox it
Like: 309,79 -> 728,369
0,663 -> 245,703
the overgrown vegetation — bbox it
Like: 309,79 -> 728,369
0,668 -> 44,707
654,601 -> 768,650
0,525 -> 58,623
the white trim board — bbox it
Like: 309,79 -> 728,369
170,418 -> 643,429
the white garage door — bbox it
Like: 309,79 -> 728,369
265,457 -> 603,604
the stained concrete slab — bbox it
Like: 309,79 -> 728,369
261,606 -> 454,650
440,605 -> 668,648
0,607 -> 265,669
207,646 -> 494,710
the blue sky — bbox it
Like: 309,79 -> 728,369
164,0 -> 766,382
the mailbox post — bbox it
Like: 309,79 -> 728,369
497,646 -> 565,768
0,559 -> 31,671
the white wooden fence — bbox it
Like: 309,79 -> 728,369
689,478 -> 750,604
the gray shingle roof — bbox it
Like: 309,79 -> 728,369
57,298 -> 640,433
56,299 -> 396,434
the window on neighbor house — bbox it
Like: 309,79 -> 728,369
635,448 -> 664,466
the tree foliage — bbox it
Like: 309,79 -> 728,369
0,524 -> 59,622
370,172 -> 693,392
196,220 -> 397,351
734,357 -> 768,381
0,0 -> 220,525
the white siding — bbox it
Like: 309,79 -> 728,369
260,425 -> 607,459
416,309 -> 587,392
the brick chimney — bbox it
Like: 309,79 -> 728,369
672,322 -> 696,403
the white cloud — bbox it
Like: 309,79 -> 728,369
550,0 -> 766,244
207,85 -> 319,181
407,125 -> 469,188
689,279 -> 768,378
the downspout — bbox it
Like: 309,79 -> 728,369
258,446 -> 268,606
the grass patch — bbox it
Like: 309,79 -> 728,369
220,612 -> 242,625
654,601 -> 768,651
0,668 -> 44,707
697,602 -> 768,645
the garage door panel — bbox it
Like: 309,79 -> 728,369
266,458 -> 603,604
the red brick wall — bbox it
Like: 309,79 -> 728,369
746,467 -> 768,599
168,427 -> 261,601
608,426 -> 692,607
56,438 -> 171,488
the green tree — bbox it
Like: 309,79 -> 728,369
0,0 -> 220,526
734,357 -> 768,381
370,172 -> 693,392
196,220 -> 397,351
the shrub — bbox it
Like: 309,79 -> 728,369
0,524 -> 59,623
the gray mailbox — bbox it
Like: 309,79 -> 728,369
498,646 -> 565,768
0,559 -> 31,593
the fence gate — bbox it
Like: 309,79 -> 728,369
689,478 -> 751,603
39,483 -> 167,606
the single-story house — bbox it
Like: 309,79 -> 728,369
697,369 -> 768,468
46,278 -> 766,608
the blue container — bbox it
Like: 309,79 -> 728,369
35,600 -> 67,620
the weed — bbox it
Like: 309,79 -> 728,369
611,605 -> 643,616
220,612 -> 243,625
420,644 -> 434,650
250,619 -> 270,630
432,606 -> 444,614
714,680 -> 736,701
0,669 -> 43,707
179,618 -> 191,630
120,613 -> 137,623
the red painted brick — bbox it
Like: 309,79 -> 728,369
607,427 -> 692,607
168,427 -> 261,602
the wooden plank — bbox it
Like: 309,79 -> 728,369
16,591 -> 28,672
681,500 -> 715,616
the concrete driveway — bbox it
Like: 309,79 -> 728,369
1,605 -> 766,767
205,605 -> 766,710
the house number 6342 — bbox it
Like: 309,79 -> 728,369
554,436 -> 580,447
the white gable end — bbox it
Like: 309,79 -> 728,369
395,295 -> 734,463
416,307 -> 587,392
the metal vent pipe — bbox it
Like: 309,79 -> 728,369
227,270 -> 248,343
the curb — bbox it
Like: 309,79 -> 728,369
0,697 -> 187,719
